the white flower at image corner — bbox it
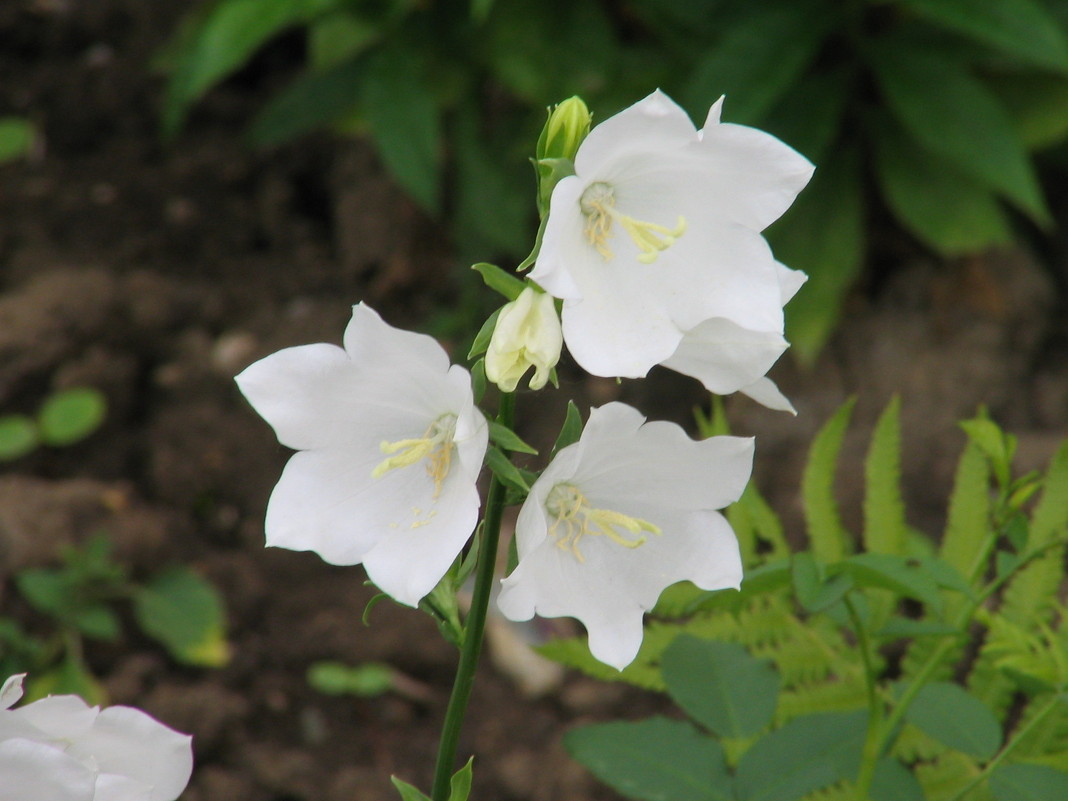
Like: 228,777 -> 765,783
234,303 -> 489,607
528,89 -> 813,408
485,287 -> 563,393
0,673 -> 192,801
496,402 -> 752,670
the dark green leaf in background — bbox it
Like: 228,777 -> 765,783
871,757 -> 926,801
0,415 -> 38,461
249,57 -> 365,147
133,567 -> 230,667
0,117 -> 35,164
37,388 -> 106,447
989,762 -> 1068,801
902,681 -> 1002,759
566,717 -> 733,801
661,636 -> 779,738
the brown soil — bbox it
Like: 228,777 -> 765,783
2,2 -> 1067,800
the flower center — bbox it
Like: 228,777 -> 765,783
544,482 -> 661,562
372,414 -> 457,500
579,181 -> 687,264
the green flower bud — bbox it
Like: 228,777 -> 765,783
536,96 -> 591,162
486,288 -> 562,393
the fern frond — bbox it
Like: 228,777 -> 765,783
916,752 -> 992,801
802,397 -> 856,562
775,675 -> 868,724
894,722 -> 948,762
801,780 -> 856,801
940,438 -> 993,586
965,646 -> 1016,722
1012,691 -> 1068,759
863,395 -> 908,556
730,481 -> 790,566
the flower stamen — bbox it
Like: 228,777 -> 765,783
579,182 -> 686,264
372,414 -> 457,499
545,482 -> 661,562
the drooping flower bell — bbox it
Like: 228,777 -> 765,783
0,673 -> 193,801
529,90 -> 812,406
497,402 -> 752,670
235,303 -> 489,606
485,287 -> 563,393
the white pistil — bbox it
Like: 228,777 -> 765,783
579,181 -> 686,264
372,414 -> 457,500
545,482 -> 661,562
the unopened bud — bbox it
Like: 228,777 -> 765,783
537,96 -> 592,162
485,288 -> 562,393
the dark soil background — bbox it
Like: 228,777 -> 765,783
2,2 -> 1067,800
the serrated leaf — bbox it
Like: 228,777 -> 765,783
488,421 -> 537,455
735,710 -> 868,801
661,636 -> 779,738
871,45 -> 1049,223
361,44 -> 441,212
133,567 -> 230,667
900,0 -> 1068,72
485,447 -> 530,493
941,438 -> 992,584
683,4 -> 832,126
989,762 -> 1068,800
162,0 -> 334,135
565,717 -> 732,801
769,146 -> 865,363
471,262 -> 525,301
801,398 -> 856,562
37,388 -> 106,446
550,401 -> 583,459
863,396 -> 907,555
902,681 -> 1001,759
249,57 -> 365,147
874,122 -> 1012,255
0,415 -> 38,461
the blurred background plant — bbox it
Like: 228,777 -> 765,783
160,0 -> 1068,362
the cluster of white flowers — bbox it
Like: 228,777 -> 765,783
0,674 -> 192,801
236,90 -> 810,669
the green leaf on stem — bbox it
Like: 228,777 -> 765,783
390,776 -> 431,801
871,757 -> 926,801
834,553 -> 943,612
735,710 -> 867,801
471,262 -> 526,301
792,552 -> 854,613
901,681 -> 1001,759
488,421 -> 538,455
550,401 -> 583,459
565,717 -> 732,801
448,757 -> 474,801
469,358 -> 487,404
485,447 -> 530,493
468,310 -> 501,360
660,636 -> 779,739
989,762 -> 1068,800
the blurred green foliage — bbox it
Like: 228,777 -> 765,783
161,0 -> 1068,361
0,387 -> 107,461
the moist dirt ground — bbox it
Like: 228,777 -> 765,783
2,2 -> 1068,800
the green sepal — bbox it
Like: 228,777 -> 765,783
550,401 -> 583,459
419,574 -> 464,647
488,421 -> 538,455
533,156 -> 576,219
362,592 -> 389,626
516,213 -> 548,271
471,262 -> 525,301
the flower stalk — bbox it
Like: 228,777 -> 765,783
430,391 -> 516,801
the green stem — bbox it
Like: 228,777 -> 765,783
944,691 -> 1065,801
430,391 -> 516,801
847,595 -> 882,799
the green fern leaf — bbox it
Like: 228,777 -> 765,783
1012,691 -> 1068,760
894,722 -> 948,762
535,636 -> 665,690
863,396 -> 908,555
802,397 -> 856,562
730,481 -> 790,566
775,675 -> 868,724
915,752 -> 991,801
941,438 -> 993,585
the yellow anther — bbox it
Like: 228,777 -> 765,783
372,414 -> 457,499
579,182 -> 686,263
545,483 -> 661,562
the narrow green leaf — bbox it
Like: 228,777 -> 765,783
469,358 -> 487,403
735,710 -> 868,801
683,4 -> 832,126
0,117 -> 35,164
900,0 -> 1068,72
485,447 -> 530,493
837,553 -> 943,612
565,717 -> 732,801
471,262 -> 525,301
660,636 -> 779,739
874,122 -> 1012,255
902,681 -> 1001,759
390,776 -> 431,801
863,396 -> 907,556
989,762 -> 1068,800
37,388 -> 106,446
361,44 -> 441,212
550,401 -> 583,459
133,567 -> 230,667
162,0 -> 333,135
768,146 -> 865,362
448,757 -> 474,801
467,309 -> 501,360
248,57 -> 364,147
871,45 -> 1050,223
801,398 -> 856,562
488,421 -> 537,455
0,415 -> 38,461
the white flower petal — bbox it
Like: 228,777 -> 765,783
574,90 -> 697,178
343,302 -> 450,377
702,96 -> 725,129
94,773 -> 156,801
739,376 -> 797,414
776,261 -> 808,306
0,738 -> 96,801
662,318 -> 788,395
69,706 -> 193,801
13,693 -> 98,739
0,675 -> 24,710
